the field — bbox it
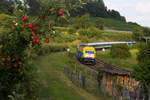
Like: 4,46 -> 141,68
97,49 -> 138,70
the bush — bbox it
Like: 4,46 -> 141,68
78,27 -> 102,38
87,27 -> 102,38
95,17 -> 104,30
132,26 -> 144,41
72,14 -> 93,29
110,44 -> 131,59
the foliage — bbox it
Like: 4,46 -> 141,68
143,27 -> 150,37
72,14 -> 92,29
107,9 -> 126,22
95,17 -> 104,30
110,44 -> 131,59
0,0 -> 73,99
71,0 -> 126,22
132,26 -> 144,41
85,1 -> 107,17
26,0 -> 41,16
132,43 -> 150,99
0,14 -> 13,34
78,27 -> 101,38
0,0 -> 15,14
133,43 -> 150,84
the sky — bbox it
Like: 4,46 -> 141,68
104,0 -> 150,27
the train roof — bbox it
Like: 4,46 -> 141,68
79,42 -> 136,47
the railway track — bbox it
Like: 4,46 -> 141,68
73,56 -> 131,75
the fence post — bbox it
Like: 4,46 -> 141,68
82,75 -> 86,88
79,71 -> 82,87
70,70 -> 73,81
101,72 -> 106,93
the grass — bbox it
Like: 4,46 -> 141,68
103,18 -> 140,31
101,30 -> 133,41
97,49 -> 138,70
90,17 -> 140,31
71,17 -> 140,31
33,52 -> 100,100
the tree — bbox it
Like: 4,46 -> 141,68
0,0 -> 83,99
133,43 -> 150,100
72,14 -> 92,29
70,0 -> 127,22
132,26 -> 144,41
143,27 -> 150,37
95,17 -> 104,30
85,1 -> 108,17
0,0 -> 14,14
26,0 -> 41,16
78,27 -> 102,38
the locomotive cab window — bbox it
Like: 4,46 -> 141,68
86,50 -> 94,54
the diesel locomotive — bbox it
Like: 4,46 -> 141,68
76,45 -> 96,64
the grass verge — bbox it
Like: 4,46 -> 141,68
33,52 -> 100,100
97,49 -> 138,70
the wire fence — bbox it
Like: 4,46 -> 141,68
64,67 -> 99,93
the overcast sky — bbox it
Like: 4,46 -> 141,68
104,0 -> 150,27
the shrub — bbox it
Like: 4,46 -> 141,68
87,27 -> 102,38
132,26 -> 144,41
95,17 -> 104,30
72,14 -> 93,29
110,44 -> 131,59
78,27 -> 101,38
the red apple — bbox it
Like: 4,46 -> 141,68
13,63 -> 18,68
1,57 -> 5,62
12,26 -> 15,30
58,9 -> 62,15
23,16 -> 28,21
45,38 -> 50,43
35,39 -> 40,44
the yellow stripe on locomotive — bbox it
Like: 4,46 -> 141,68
77,46 -> 96,64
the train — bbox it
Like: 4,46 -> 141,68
76,42 -> 136,64
76,45 -> 96,64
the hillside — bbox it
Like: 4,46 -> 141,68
71,0 -> 141,31
90,18 -> 140,31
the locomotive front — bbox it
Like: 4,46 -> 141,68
77,46 -> 96,64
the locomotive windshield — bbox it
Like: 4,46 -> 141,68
86,50 -> 94,54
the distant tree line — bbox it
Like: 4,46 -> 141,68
70,0 -> 126,22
